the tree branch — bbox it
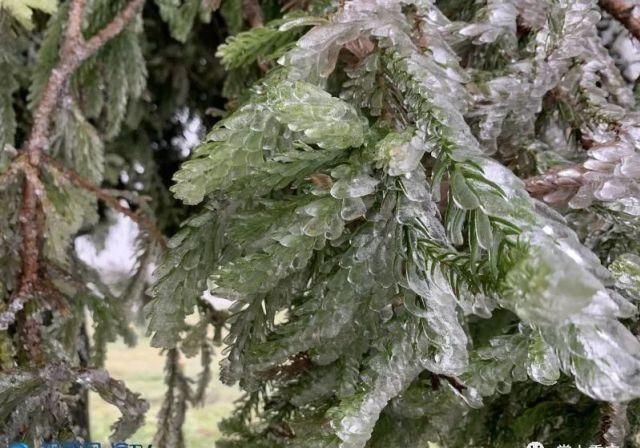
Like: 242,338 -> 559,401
11,0 -> 147,359
17,0 -> 147,292
600,0 -> 640,41
598,402 -> 628,446
25,0 -> 145,157
64,0 -> 88,50
44,156 -> 167,248
16,165 -> 43,296
84,0 -> 145,55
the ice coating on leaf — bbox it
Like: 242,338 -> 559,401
467,71 -> 536,154
403,278 -> 468,376
209,199 -> 345,300
270,81 -> 366,150
465,327 -> 562,398
329,319 -> 427,448
374,128 -> 430,176
610,253 -> 640,300
400,169 -> 432,202
565,118 -> 640,214
242,269 -> 370,373
526,332 -> 560,386
342,53 -> 384,116
457,0 -> 518,46
501,235 -> 603,324
210,236 -> 317,297
464,333 -> 529,396
299,197 -> 345,240
282,0 -> 408,81
172,77 -> 366,205
330,165 -> 379,199
542,320 -> 640,402
171,103 -> 271,205
341,197 -> 367,220
346,193 -> 405,290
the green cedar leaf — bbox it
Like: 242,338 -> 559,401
216,15 -> 320,70
41,168 -> 97,267
451,169 -> 480,210
155,0 -> 202,43
474,209 -> 493,250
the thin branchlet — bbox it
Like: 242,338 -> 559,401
600,0 -> 640,40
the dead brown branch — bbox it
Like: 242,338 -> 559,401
600,0 -> 640,41
258,353 -> 312,380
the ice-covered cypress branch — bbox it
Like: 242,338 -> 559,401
154,0 -> 640,446
526,116 -> 640,213
0,364 -> 148,443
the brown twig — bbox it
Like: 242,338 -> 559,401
242,0 -> 270,72
44,156 -> 167,248
600,0 -> 640,41
84,0 -> 146,55
258,353 -> 312,380
597,402 -> 628,446
16,164 -> 43,297
524,165 -> 585,203
598,402 -> 614,446
243,0 -> 264,28
430,373 -> 467,392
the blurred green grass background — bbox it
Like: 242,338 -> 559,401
89,331 -> 240,447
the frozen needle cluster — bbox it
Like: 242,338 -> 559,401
147,0 -> 640,446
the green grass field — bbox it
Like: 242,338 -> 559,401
89,332 -> 241,447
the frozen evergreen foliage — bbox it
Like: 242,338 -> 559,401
3,0 -> 640,446
146,0 -> 640,446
